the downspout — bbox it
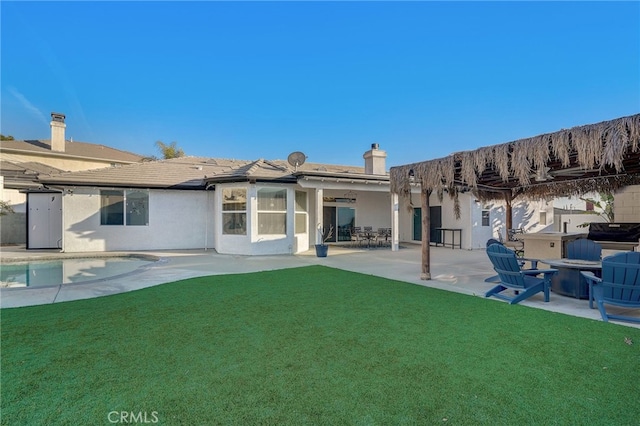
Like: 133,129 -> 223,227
59,192 -> 65,252
204,183 -> 215,251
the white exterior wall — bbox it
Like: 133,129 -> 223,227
509,199 -> 555,233
215,183 -> 310,256
469,199 -> 506,249
557,213 -> 607,233
61,188 -> 214,252
614,185 -> 640,222
395,190 -> 507,250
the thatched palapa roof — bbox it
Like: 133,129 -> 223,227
390,114 -> 640,203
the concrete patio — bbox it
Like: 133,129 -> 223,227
1,244 -> 639,328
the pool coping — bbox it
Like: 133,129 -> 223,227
1,253 -> 163,291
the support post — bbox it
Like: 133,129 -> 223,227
391,192 -> 399,251
315,188 -> 324,245
421,187 -> 431,280
505,191 -> 513,233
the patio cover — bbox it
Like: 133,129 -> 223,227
390,113 -> 640,279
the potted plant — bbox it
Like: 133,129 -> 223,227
315,224 -> 334,257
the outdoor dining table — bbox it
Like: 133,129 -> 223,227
541,258 -> 602,299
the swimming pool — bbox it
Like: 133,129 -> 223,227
0,256 -> 157,288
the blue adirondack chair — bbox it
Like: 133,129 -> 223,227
566,238 -> 602,261
485,243 -> 557,304
484,239 -> 504,282
581,251 -> 640,323
484,239 -> 538,283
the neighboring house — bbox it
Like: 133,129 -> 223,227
0,113 -> 146,246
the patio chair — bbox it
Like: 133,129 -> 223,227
375,228 -> 390,247
581,251 -> 640,323
484,240 -> 537,283
485,243 -> 557,304
566,238 -> 602,261
503,228 -> 525,257
350,227 -> 364,248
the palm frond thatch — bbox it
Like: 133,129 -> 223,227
390,114 -> 640,216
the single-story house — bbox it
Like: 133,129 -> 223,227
33,142 -> 558,255
9,113 -> 607,254
35,145 -> 401,254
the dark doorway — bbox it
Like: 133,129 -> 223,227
323,206 -> 356,242
413,206 -> 442,243
430,206 -> 442,244
413,208 -> 421,241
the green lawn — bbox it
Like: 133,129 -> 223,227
2,265 -> 639,425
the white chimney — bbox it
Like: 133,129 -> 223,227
50,112 -> 66,152
363,143 -> 387,175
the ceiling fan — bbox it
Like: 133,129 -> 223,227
531,166 -> 600,182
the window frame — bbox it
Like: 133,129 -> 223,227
100,189 -> 149,226
257,187 -> 287,235
294,190 -> 307,234
481,209 -> 490,227
222,188 -> 247,235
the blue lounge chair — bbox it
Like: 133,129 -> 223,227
485,243 -> 557,304
581,251 -> 640,323
566,238 -> 602,261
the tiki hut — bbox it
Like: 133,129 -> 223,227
390,113 -> 640,279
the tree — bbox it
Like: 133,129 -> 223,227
155,141 -> 185,159
0,200 -> 14,216
0,134 -> 15,141
577,192 -> 614,227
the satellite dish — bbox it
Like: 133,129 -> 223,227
287,151 -> 307,170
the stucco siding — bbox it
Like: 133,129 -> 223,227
62,188 -> 214,252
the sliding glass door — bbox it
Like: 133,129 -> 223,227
323,206 -> 355,242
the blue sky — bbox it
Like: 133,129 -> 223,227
1,1 -> 638,168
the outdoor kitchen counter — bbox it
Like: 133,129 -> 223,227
520,232 -> 587,260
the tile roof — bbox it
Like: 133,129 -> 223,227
1,160 -> 65,189
37,156 -> 389,189
38,157 -> 245,189
1,160 -> 65,177
0,139 -> 145,163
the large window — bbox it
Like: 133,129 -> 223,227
100,190 -> 149,226
258,188 -> 287,234
222,188 -> 247,235
295,191 -> 307,234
